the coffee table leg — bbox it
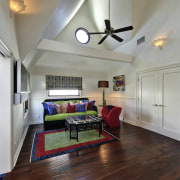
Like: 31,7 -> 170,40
69,125 -> 79,141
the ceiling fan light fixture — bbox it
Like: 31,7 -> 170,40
75,28 -> 90,44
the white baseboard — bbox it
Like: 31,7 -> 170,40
29,119 -> 43,125
125,119 -> 180,141
13,124 -> 29,167
124,118 -> 139,126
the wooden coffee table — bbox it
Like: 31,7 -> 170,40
65,115 -> 102,142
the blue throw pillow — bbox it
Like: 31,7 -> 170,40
42,102 -> 53,114
77,103 -> 86,112
48,104 -> 57,115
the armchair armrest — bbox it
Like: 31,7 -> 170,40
107,107 -> 122,128
101,105 -> 108,116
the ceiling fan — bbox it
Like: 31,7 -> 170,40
89,20 -> 133,44
75,0 -> 133,44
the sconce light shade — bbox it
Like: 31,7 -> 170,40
98,81 -> 109,88
152,38 -> 166,49
10,0 -> 26,13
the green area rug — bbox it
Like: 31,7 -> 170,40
31,129 -> 118,162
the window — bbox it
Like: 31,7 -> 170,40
46,75 -> 82,96
48,89 -> 80,96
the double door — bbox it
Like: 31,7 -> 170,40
137,66 -> 180,140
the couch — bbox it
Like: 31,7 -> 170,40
101,105 -> 122,128
43,98 -> 97,129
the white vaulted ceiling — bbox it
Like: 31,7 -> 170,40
16,0 -> 180,73
14,0 -> 139,72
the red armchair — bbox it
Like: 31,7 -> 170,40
101,105 -> 122,128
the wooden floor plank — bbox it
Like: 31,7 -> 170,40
4,122 -> 180,180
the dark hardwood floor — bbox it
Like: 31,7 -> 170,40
4,122 -> 180,180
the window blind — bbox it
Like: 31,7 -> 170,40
46,75 -> 82,90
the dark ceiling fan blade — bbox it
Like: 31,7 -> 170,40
89,32 -> 106,35
105,19 -> 111,30
113,26 -> 133,33
111,34 -> 123,42
98,35 -> 109,44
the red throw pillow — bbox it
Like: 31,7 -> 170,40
87,102 -> 93,110
67,104 -> 76,113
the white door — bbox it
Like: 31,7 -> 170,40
138,66 -> 180,140
138,71 -> 159,131
159,67 -> 180,140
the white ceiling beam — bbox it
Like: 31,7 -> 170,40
37,39 -> 134,63
23,0 -> 85,70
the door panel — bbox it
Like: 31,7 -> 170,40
159,67 -> 180,133
138,71 -> 158,128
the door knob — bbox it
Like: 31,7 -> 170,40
153,104 -> 158,106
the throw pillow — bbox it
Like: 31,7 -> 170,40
48,104 -> 57,115
67,104 -> 76,113
88,100 -> 96,110
83,100 -> 91,110
55,104 -> 61,113
70,101 -> 77,111
84,102 -> 88,111
77,103 -> 86,112
60,102 -> 68,113
76,101 -> 83,105
87,102 -> 93,110
42,102 -> 53,114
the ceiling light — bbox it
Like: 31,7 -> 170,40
10,0 -> 26,13
75,28 -> 90,44
152,38 -> 166,49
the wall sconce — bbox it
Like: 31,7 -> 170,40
152,38 -> 166,49
10,0 -> 26,13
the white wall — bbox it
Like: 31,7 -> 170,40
12,97 -> 29,167
0,57 -> 13,173
0,0 -> 19,58
0,1 -> 29,174
108,0 -> 180,126
29,67 -> 108,124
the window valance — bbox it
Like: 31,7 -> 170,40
46,75 -> 82,90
